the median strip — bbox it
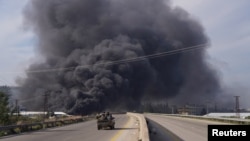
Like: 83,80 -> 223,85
127,112 -> 150,141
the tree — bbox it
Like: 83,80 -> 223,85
0,86 -> 16,114
0,91 -> 10,125
0,86 -> 11,95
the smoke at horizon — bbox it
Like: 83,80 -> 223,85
17,0 -> 221,114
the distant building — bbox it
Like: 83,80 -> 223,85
177,104 -> 205,115
14,111 -> 70,118
205,112 -> 250,119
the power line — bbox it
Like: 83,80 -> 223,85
18,95 -> 43,104
0,79 -> 7,85
0,75 -> 16,86
0,43 -> 209,74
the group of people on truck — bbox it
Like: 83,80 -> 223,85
96,112 -> 114,121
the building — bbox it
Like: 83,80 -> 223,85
177,104 -> 205,115
14,111 -> 70,118
204,112 -> 250,119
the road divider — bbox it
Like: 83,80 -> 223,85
127,112 -> 150,141
146,113 -> 250,125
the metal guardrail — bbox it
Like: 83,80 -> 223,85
0,122 -> 42,131
0,116 -> 94,136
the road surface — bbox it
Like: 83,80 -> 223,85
145,114 -> 234,141
0,114 -> 139,141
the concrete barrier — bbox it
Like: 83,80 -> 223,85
146,113 -> 250,125
127,112 -> 150,141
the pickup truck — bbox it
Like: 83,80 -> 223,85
96,114 -> 115,130
97,118 -> 115,130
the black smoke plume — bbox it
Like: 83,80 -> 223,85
17,0 -> 221,114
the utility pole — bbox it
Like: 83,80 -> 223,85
234,96 -> 240,118
206,103 -> 209,114
43,91 -> 50,121
15,99 -> 19,120
171,106 -> 174,114
214,102 -> 217,112
194,104 -> 197,115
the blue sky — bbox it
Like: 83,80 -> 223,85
0,0 -> 35,86
0,0 -> 250,107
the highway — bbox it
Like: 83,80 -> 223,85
0,114 -> 139,141
145,114 -> 234,141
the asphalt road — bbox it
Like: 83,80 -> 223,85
145,114 -> 233,141
0,114 -> 139,141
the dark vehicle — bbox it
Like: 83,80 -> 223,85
96,112 -> 115,130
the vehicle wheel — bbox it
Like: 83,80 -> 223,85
98,125 -> 101,130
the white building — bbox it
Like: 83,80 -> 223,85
15,111 -> 70,118
204,112 -> 250,119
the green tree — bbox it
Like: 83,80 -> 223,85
0,91 -> 10,125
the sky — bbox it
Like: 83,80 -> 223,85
172,0 -> 250,108
0,0 -> 35,86
0,0 -> 250,107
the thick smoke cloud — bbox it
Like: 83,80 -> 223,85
18,0 -> 221,114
